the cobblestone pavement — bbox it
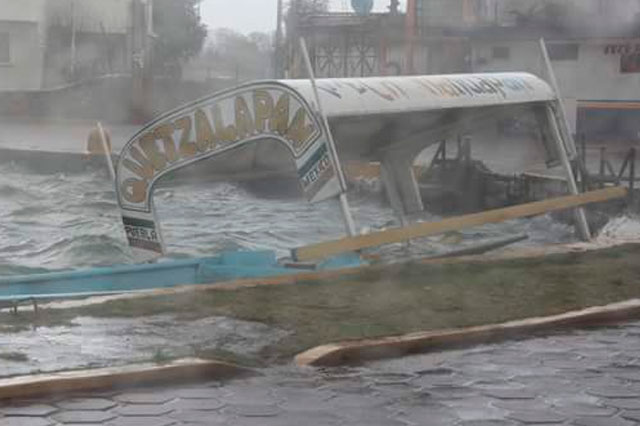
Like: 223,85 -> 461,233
4,322 -> 640,425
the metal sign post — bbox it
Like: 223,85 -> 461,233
539,38 -> 578,158
299,37 -> 358,237
97,122 -> 116,182
539,38 -> 591,241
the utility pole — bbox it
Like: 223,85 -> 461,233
405,0 -> 417,74
131,0 -> 153,122
275,0 -> 284,78
70,1 -> 77,78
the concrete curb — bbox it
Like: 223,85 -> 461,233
295,299 -> 640,367
0,358 -> 252,401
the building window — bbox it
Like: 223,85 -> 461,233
0,33 -> 10,64
621,54 -> 640,73
547,43 -> 579,61
492,46 -> 510,60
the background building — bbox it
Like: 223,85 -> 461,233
286,0 -> 640,141
0,0 -> 47,91
0,0 -> 136,91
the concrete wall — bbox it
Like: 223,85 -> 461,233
0,0 -> 46,90
45,0 -> 131,34
0,22 -> 45,90
472,38 -> 640,138
0,0 -> 46,23
419,0 -> 640,28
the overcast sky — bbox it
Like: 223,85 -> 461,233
200,0 -> 406,35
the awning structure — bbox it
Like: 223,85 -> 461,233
288,73 -> 555,118
115,72 -> 570,262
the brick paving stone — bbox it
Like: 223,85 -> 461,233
457,421 -> 519,426
231,411 -> 341,426
587,386 -> 640,398
168,410 -> 229,424
447,398 -> 507,420
224,403 -> 282,417
2,418 -> 54,426
621,410 -> 640,422
415,368 -> 457,376
373,383 -> 422,401
9,320 -> 640,426
114,404 -> 174,416
603,398 -> 640,410
424,385 -> 477,400
218,387 -> 279,405
368,372 -> 416,385
490,399 -> 553,413
482,388 -> 537,400
551,402 -> 618,417
55,398 -> 117,411
167,397 -> 225,411
52,410 -> 117,423
277,390 -> 335,411
113,392 -> 175,404
336,408 -> 406,425
573,416 -> 636,426
320,383 -> 374,395
471,379 -> 521,390
506,410 -> 567,424
450,405 -> 509,422
413,374 -> 471,388
1,404 -> 58,416
396,406 -> 460,426
106,417 -> 177,426
172,387 -> 228,399
615,372 -> 640,383
325,393 -> 385,409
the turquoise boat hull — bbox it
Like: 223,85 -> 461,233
0,251 -> 364,303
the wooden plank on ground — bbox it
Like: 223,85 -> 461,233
0,358 -> 250,400
295,298 -> 640,366
293,186 -> 627,262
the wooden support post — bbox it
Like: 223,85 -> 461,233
292,186 -> 626,261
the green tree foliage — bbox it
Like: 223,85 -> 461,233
152,0 -> 207,76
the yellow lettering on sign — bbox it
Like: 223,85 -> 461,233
212,104 -> 238,142
139,132 -> 168,171
195,109 -> 217,152
253,90 -> 273,132
270,93 -> 290,136
121,178 -> 148,204
124,146 -> 154,180
154,123 -> 179,164
235,96 -> 256,139
287,107 -> 314,151
174,116 -> 197,158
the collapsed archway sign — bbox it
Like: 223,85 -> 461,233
116,83 -> 342,262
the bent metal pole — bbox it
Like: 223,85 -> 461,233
546,105 -> 591,241
299,37 -> 358,237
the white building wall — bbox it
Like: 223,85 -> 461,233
420,0 -> 640,28
0,0 -> 46,90
472,38 -> 640,132
1,0 -> 46,22
45,0 -> 132,34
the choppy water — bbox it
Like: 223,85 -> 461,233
0,161 -> 597,276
